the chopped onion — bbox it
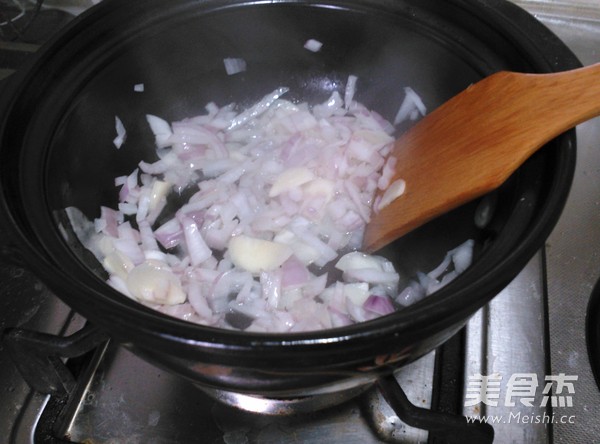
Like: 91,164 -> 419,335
394,87 -> 427,125
344,75 -> 358,109
146,114 -> 173,147
223,57 -> 247,75
304,39 -> 323,52
227,87 -> 289,130
76,79 -> 475,333
363,294 -> 395,316
180,216 -> 212,266
113,116 -> 126,149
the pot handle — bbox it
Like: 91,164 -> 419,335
376,374 -> 494,444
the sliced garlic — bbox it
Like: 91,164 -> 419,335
149,180 -> 171,212
377,179 -> 406,211
228,235 -> 293,273
269,167 -> 315,197
103,251 -> 135,281
126,260 -> 186,305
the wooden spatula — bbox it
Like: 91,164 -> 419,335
363,62 -> 600,253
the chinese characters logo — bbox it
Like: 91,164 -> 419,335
465,373 -> 577,408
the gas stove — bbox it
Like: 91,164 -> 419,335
0,1 -> 598,443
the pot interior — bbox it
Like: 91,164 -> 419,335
1,0 -> 576,343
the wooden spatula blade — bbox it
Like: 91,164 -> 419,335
363,63 -> 600,253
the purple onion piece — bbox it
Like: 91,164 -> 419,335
363,294 -> 395,316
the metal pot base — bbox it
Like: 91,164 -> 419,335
197,383 -> 373,415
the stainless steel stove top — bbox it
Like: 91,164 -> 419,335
0,1 -> 599,443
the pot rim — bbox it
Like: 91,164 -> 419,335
0,0 -> 579,357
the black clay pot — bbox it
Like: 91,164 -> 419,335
0,0 -> 579,396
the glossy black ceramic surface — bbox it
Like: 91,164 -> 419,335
0,0 -> 579,394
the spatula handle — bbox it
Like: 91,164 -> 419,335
494,63 -> 600,150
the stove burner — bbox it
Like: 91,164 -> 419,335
586,277 -> 600,391
199,383 -> 373,415
3,317 -> 496,443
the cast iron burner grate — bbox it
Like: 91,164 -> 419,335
0,1 -> 73,44
2,323 -> 493,444
586,278 -> 600,392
